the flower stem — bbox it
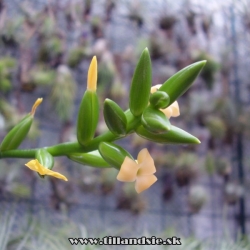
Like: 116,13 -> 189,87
0,109 -> 141,159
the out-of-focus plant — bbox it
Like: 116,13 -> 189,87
174,152 -> 199,187
224,182 -> 244,206
192,52 -> 220,90
188,185 -> 208,213
0,159 -> 32,198
99,168 -> 117,194
215,157 -> 232,178
0,57 -> 16,92
117,182 -> 147,214
0,17 -> 24,46
124,0 -> 144,28
67,46 -> 87,69
29,66 -> 56,86
50,65 -> 76,122
159,15 -> 176,31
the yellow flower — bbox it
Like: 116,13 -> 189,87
25,159 -> 68,181
117,148 -> 157,193
151,84 -> 180,119
87,56 -> 97,91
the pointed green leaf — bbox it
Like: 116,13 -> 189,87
141,107 -> 171,134
136,125 -> 200,144
0,115 -> 33,151
68,150 -> 110,168
98,142 -> 133,169
129,48 -> 152,116
104,99 -> 127,136
159,61 -> 206,105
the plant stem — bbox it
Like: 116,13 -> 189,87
0,110 -> 141,159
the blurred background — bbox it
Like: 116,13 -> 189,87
0,0 -> 250,249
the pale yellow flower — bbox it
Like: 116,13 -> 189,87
87,56 -> 97,91
151,84 -> 180,119
117,148 -> 157,193
25,159 -> 68,181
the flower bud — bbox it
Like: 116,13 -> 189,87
104,99 -> 127,136
35,148 -> 54,179
77,90 -> 99,145
98,142 -> 133,169
149,90 -> 170,109
68,150 -> 110,168
141,107 -> 171,134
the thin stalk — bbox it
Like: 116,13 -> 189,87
0,109 -> 141,159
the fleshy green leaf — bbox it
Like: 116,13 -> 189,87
136,125 -> 200,144
68,150 -> 110,168
98,142 -> 133,169
129,48 -> 152,116
104,99 -> 127,136
159,61 -> 206,105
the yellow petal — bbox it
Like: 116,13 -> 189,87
44,168 -> 68,181
135,175 -> 157,193
87,56 -> 97,91
150,84 -> 162,94
117,157 -> 139,182
25,159 -> 39,172
25,159 -> 46,175
25,159 -> 68,181
170,101 -> 180,117
31,98 -> 43,116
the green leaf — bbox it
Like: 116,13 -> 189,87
141,107 -> 171,134
159,61 -> 206,105
129,48 -> 152,116
104,99 -> 127,136
98,142 -> 133,169
68,150 -> 110,168
136,125 -> 201,144
0,114 -> 33,151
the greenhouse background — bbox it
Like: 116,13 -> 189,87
0,0 -> 250,249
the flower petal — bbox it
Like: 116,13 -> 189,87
117,157 -> 139,182
87,56 -> 97,91
170,101 -> 180,117
137,148 -> 148,164
151,84 -> 162,94
25,159 -> 46,175
44,168 -> 68,181
137,148 -> 156,175
161,107 -> 172,119
25,159 -> 68,181
135,175 -> 157,193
